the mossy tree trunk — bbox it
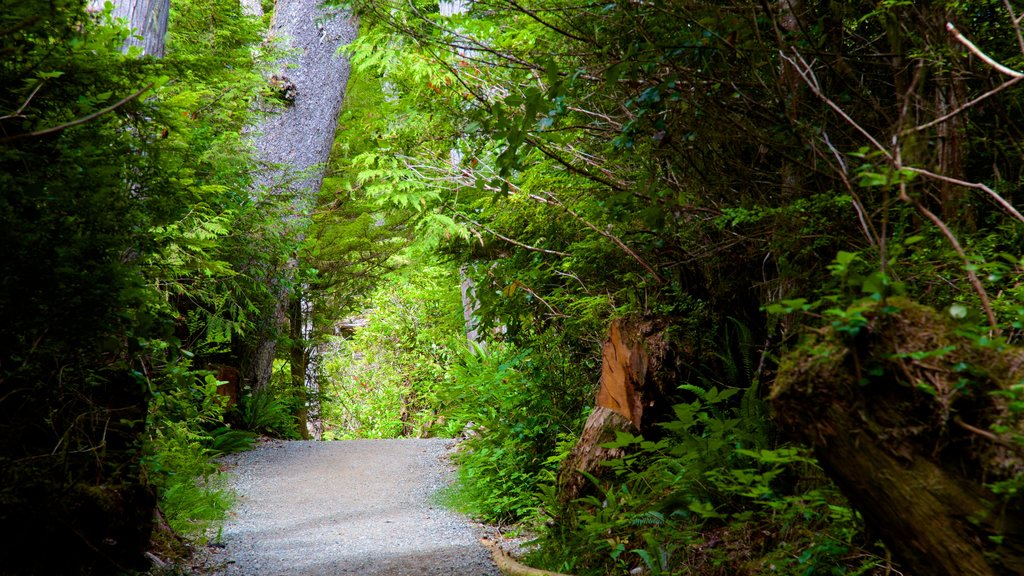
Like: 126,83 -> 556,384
771,298 -> 1024,575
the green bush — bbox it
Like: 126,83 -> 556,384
242,386 -> 301,438
320,261 -> 464,439
531,385 -> 888,576
440,342 -> 588,523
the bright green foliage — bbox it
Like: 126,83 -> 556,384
241,385 -> 302,438
320,260 -> 464,439
440,343 -> 589,523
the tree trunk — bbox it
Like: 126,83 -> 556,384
242,0 -> 357,390
88,0 -> 169,56
771,297 -> 1024,575
289,295 -> 310,439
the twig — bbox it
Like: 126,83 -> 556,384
903,166 -> 1024,225
954,416 -> 1013,446
539,190 -> 666,284
1004,0 -> 1024,53
896,150 -> 998,330
0,81 -> 46,121
903,75 -> 1024,135
506,280 -> 566,318
781,50 -> 891,159
0,82 -> 155,144
463,216 -> 570,256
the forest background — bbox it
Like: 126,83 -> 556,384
3,1 -> 1024,575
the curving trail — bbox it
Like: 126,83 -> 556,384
212,438 -> 500,576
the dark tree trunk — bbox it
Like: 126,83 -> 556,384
289,295 -> 310,439
771,298 -> 1024,575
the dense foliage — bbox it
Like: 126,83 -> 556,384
331,0 -> 1024,574
0,1 -> 299,572
6,0 -> 1024,574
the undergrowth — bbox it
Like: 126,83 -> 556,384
527,386 -> 892,576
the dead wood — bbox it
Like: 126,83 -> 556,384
771,297 -> 1024,575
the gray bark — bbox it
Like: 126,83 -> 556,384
244,1 -> 357,390
88,0 -> 170,57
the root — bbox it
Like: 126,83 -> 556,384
480,538 -> 575,576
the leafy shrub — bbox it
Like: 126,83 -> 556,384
241,386 -> 300,438
531,385 -> 889,576
208,426 -> 258,454
440,342 -> 589,523
320,262 -> 464,439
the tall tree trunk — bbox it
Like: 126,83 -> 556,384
241,0 -> 357,390
88,0 -> 169,56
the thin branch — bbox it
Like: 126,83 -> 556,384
462,216 -> 570,256
509,280 -> 566,318
0,82 -> 154,144
903,166 -> 1024,225
503,0 -> 592,44
947,22 -> 1024,78
539,190 -> 666,284
903,75 -> 1024,135
0,81 -> 46,121
820,128 -> 878,247
1005,0 -> 1024,53
955,416 -> 1013,446
895,147 -> 997,330
782,50 -> 892,159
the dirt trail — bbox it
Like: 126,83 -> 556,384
211,438 -> 500,576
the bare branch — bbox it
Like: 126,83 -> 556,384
782,50 -> 892,159
0,81 -> 46,122
1002,0 -> 1024,54
947,22 -> 1024,78
895,147 -> 998,331
903,75 -> 1024,135
0,82 -> 154,144
538,190 -> 667,284
461,216 -> 570,256
904,166 -> 1024,225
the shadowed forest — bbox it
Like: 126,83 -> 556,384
3,0 -> 1024,575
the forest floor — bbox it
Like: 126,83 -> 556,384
203,438 -> 501,576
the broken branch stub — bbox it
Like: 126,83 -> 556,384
557,318 -> 680,503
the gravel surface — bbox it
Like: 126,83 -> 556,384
209,439 -> 501,576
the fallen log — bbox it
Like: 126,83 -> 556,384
771,297 -> 1024,575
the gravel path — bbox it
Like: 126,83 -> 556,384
210,439 -> 501,576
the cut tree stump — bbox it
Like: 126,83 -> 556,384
771,297 -> 1024,576
557,318 -> 680,502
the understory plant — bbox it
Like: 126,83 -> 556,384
144,367 -> 237,552
320,261 -> 464,439
531,385 -> 891,576
440,340 -> 590,524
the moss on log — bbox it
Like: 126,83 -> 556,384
771,297 -> 1024,575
